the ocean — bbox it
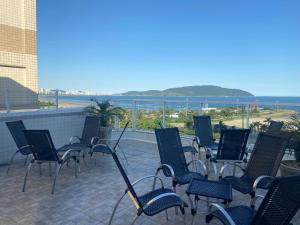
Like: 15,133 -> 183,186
39,95 -> 300,112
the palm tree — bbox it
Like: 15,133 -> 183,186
84,99 -> 125,127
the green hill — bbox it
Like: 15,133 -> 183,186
122,85 -> 253,97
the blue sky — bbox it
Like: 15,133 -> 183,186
37,0 -> 300,96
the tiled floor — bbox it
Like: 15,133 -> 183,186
0,140 -> 299,225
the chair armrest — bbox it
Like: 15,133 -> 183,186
219,163 -> 245,179
69,136 -> 82,144
187,159 -> 208,177
193,136 -> 200,147
208,203 -> 236,225
143,192 -> 184,210
91,143 -> 111,153
131,175 -> 164,189
205,147 -> 214,158
252,176 -> 274,192
157,164 -> 176,180
251,195 -> 264,208
61,149 -> 77,161
19,145 -> 31,151
91,136 -> 100,145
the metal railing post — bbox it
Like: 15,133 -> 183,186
242,105 -> 245,128
55,90 -> 59,109
132,100 -> 137,130
199,102 -> 203,115
162,101 -> 166,128
246,104 -> 250,128
5,89 -> 10,113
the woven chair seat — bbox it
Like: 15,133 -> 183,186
90,144 -> 111,154
139,188 -> 186,216
58,143 -> 89,152
182,146 -> 198,154
221,176 -> 253,194
176,172 -> 206,185
211,205 -> 255,225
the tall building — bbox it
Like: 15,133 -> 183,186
0,0 -> 38,109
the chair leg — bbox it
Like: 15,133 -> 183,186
24,154 -> 29,166
173,186 -> 179,215
152,169 -> 160,190
22,162 -> 33,192
130,215 -> 139,225
48,163 -> 52,177
6,150 -> 20,174
181,208 -> 186,225
74,157 -> 78,178
77,151 -> 81,173
165,209 -> 169,221
39,164 -> 42,176
51,163 -> 62,194
108,193 -> 126,225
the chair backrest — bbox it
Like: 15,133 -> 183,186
110,149 -> 143,210
216,129 -> 250,160
266,120 -> 283,135
155,127 -> 189,177
6,120 -> 28,150
251,175 -> 300,225
81,116 -> 101,144
193,116 -> 214,147
245,133 -> 290,179
23,130 -> 59,162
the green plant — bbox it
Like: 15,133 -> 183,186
284,114 -> 300,162
84,99 -> 125,127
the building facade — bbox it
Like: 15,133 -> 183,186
0,0 -> 38,109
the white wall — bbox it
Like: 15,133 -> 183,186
0,108 -> 85,165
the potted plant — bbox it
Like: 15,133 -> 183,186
84,99 -> 125,143
280,114 -> 300,176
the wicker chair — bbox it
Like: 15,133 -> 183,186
193,116 -> 218,158
57,116 -> 101,164
108,145 -> 187,225
6,120 -> 32,173
23,130 -> 78,194
210,129 -> 250,176
154,127 -> 207,194
219,132 -> 290,203
206,175 -> 300,225
266,120 -> 284,135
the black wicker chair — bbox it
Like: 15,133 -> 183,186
90,122 -> 129,171
266,120 -> 284,135
158,120 -> 198,158
219,132 -> 290,203
210,129 -> 250,176
193,116 -> 218,158
206,175 -> 300,225
6,120 -> 32,173
108,144 -> 187,225
154,128 -> 207,194
23,130 -> 78,194
57,116 -> 101,164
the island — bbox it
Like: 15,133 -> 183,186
122,85 -> 254,97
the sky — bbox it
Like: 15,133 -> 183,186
37,0 -> 300,96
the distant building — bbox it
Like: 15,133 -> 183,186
0,0 -> 38,109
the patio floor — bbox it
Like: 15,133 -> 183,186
0,139 -> 299,225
